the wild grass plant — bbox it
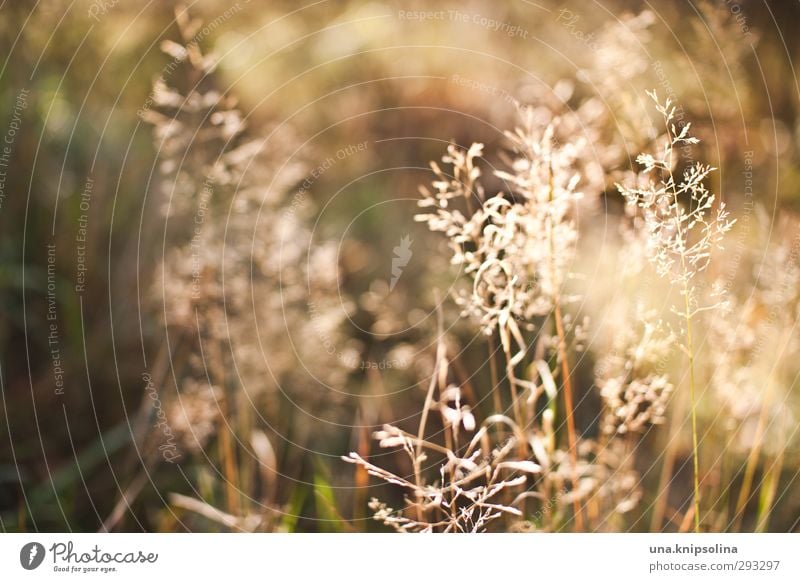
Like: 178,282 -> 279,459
6,2 -> 799,535
147,15 -> 793,530
129,8 -> 353,531
136,6 -> 797,534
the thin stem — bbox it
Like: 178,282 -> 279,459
200,304 -> 240,517
651,386 -> 686,531
414,361 -> 437,523
663,110 -> 701,533
554,302 -> 582,531
684,286 -> 701,533
504,342 -> 524,431
546,160 -> 582,531
755,416 -> 786,532
416,311 -> 444,457
211,345 -> 240,517
414,296 -> 445,522
487,335 -> 505,442
732,387 -> 768,531
732,326 -> 790,531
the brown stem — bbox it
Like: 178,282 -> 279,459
487,334 -> 504,442
554,301 -> 582,531
650,387 -> 686,531
545,159 -> 582,531
414,296 -> 445,523
205,309 -> 240,517
733,326 -> 791,531
684,295 -> 701,533
215,385 -> 240,517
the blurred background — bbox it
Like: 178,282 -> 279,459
1,0 -> 799,532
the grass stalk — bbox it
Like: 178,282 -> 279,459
204,308 -> 241,517
650,386 -> 687,531
733,325 -> 791,531
683,286 -> 701,533
732,381 -> 771,531
546,161 -> 582,531
414,297 -> 445,522
487,335 -> 505,442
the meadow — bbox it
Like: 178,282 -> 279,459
1,0 -> 799,533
